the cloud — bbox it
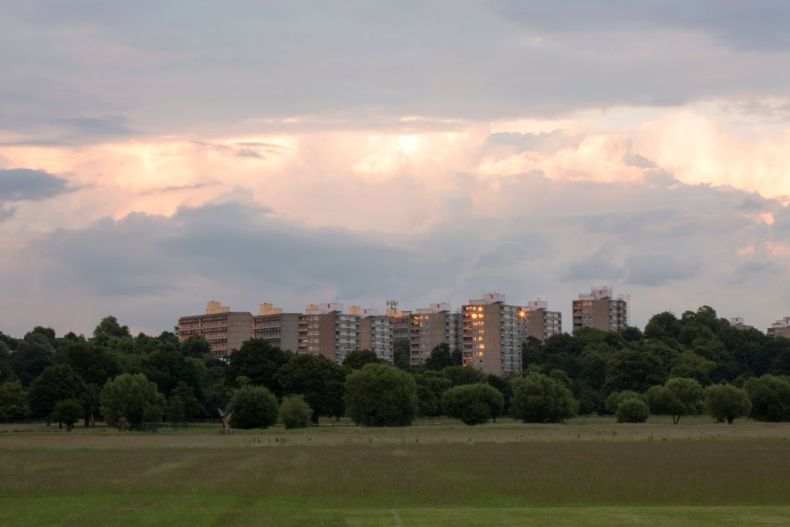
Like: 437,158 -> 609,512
0,168 -> 69,201
625,253 -> 698,286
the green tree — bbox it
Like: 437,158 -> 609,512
510,372 -> 577,423
167,382 -> 202,426
29,364 -> 86,419
424,343 -> 458,371
705,383 -> 751,424
93,316 -> 131,342
393,339 -> 410,371
226,339 -> 291,394
279,395 -> 312,429
345,363 -> 417,426
62,341 -> 120,387
342,349 -> 381,370
50,399 -> 84,431
646,377 -> 704,424
276,354 -> 346,423
442,383 -> 504,425
100,373 -> 165,430
616,397 -> 649,423
180,335 -> 212,358
743,375 -> 790,422
229,385 -> 279,429
9,332 -> 55,385
0,380 -> 28,420
414,371 -> 451,417
441,365 -> 486,386
604,390 -> 645,415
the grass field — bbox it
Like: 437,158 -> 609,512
2,417 -> 790,526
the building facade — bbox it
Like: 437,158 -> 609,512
177,301 -> 253,358
768,316 -> 790,338
572,287 -> 628,332
462,293 -> 523,377
252,303 -> 300,352
409,303 -> 460,368
298,303 -> 360,363
523,299 -> 563,342
355,307 -> 394,362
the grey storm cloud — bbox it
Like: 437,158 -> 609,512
0,168 -> 69,202
3,1 -> 790,139
624,253 -> 698,287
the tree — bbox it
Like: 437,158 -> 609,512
167,382 -> 202,426
0,380 -> 28,420
229,385 -> 279,429
414,371 -> 451,417
646,377 -> 704,424
705,384 -> 751,424
100,373 -> 165,430
393,339 -> 410,371
62,341 -> 120,387
743,375 -> 790,422
93,316 -> 130,342
424,343 -> 460,371
226,339 -> 291,394
29,364 -> 86,419
441,365 -> 485,387
604,390 -> 645,415
279,395 -> 312,429
50,399 -> 84,431
442,383 -> 504,425
616,397 -> 649,423
276,354 -> 346,423
510,372 -> 577,423
345,363 -> 417,426
180,335 -> 212,358
342,349 -> 381,370
9,332 -> 55,386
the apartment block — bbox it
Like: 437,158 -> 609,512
572,287 -> 628,332
768,316 -> 790,338
252,303 -> 300,352
386,300 -> 412,344
729,317 -> 754,331
298,303 -> 360,364
462,293 -> 523,377
523,299 -> 563,342
177,301 -> 253,358
354,307 -> 393,362
409,303 -> 460,368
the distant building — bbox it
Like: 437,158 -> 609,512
768,316 -> 790,338
253,303 -> 300,352
462,293 -> 523,377
523,299 -> 563,342
409,303 -> 461,368
354,307 -> 393,363
298,303 -> 360,364
386,300 -> 412,344
572,287 -> 628,332
177,301 -> 253,358
728,317 -> 753,331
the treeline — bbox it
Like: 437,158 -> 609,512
1,306 -> 790,430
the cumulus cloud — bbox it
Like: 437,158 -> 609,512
0,168 -> 69,201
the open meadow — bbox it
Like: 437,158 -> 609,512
2,417 -> 790,526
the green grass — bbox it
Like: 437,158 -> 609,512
2,417 -> 790,525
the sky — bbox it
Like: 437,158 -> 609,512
1,1 -> 790,337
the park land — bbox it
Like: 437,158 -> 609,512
3,417 -> 790,526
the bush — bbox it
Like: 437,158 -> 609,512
279,395 -> 312,429
0,380 -> 29,420
616,397 -> 649,423
229,385 -> 279,429
743,375 -> 790,422
345,364 -> 417,426
442,383 -> 504,425
100,373 -> 165,430
510,372 -> 577,423
604,390 -> 644,415
51,399 -> 84,431
705,384 -> 751,424
646,377 -> 704,424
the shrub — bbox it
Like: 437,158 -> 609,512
100,373 -> 165,430
510,372 -> 577,423
604,390 -> 644,415
616,397 -> 649,423
646,377 -> 704,424
345,364 -> 417,426
0,380 -> 29,420
279,395 -> 312,429
442,383 -> 504,425
743,375 -> 790,422
229,385 -> 279,429
50,399 -> 84,431
705,384 -> 751,424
